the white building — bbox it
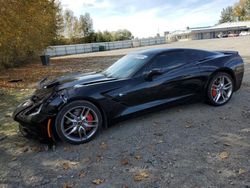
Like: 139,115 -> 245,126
167,21 -> 250,42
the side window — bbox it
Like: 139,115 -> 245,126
186,50 -> 214,62
148,51 -> 186,70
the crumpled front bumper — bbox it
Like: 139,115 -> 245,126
13,100 -> 52,139
13,87 -> 69,140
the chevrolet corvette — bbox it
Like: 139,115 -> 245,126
13,48 -> 244,144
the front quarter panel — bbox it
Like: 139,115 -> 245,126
42,79 -> 130,123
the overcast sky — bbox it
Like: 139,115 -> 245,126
60,0 -> 238,38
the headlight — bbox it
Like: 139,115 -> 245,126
18,99 -> 33,107
29,104 -> 43,116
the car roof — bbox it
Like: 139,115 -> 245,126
132,48 -> 214,56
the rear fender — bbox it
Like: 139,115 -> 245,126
203,68 -> 236,95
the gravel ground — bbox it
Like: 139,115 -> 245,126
0,36 -> 250,188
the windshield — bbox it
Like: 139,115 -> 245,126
102,54 -> 149,79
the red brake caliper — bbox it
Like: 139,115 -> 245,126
212,87 -> 217,97
86,113 -> 93,131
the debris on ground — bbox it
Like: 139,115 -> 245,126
133,170 -> 150,181
92,178 -> 104,185
219,151 -> 230,160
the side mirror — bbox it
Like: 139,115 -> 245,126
144,68 -> 163,81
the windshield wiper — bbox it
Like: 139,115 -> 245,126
106,75 -> 114,78
101,72 -> 110,78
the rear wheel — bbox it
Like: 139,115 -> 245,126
55,100 -> 102,144
207,72 -> 234,106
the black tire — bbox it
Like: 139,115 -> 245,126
207,72 -> 234,106
55,100 -> 102,144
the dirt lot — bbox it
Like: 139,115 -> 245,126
0,36 -> 250,188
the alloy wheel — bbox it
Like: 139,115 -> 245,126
61,106 -> 99,142
210,75 -> 233,105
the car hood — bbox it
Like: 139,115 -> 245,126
42,72 -> 117,90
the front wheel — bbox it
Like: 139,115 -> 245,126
207,72 -> 234,106
55,100 -> 102,144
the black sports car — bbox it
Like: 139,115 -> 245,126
13,48 -> 244,144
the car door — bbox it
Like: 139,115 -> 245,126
107,72 -> 162,107
105,54 -> 161,107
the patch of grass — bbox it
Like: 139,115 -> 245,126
0,88 -> 33,135
0,122 -> 18,136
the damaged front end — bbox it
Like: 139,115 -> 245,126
13,78 -> 69,140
